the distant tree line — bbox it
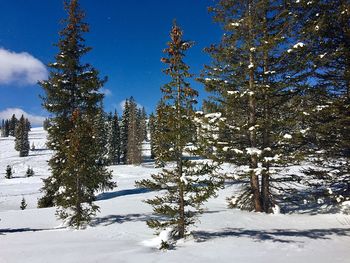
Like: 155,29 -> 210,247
1,114 -> 31,157
106,97 -> 147,166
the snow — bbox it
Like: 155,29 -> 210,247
205,112 -> 222,119
227,90 -> 239,95
245,147 -> 262,156
142,227 -> 173,249
230,22 -> 240,27
283,134 -> 292,139
293,42 -> 305,49
0,128 -> 350,262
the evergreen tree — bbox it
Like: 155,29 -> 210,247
148,113 -> 156,159
139,107 -> 148,142
5,165 -> 12,179
127,97 -> 142,164
0,120 -> 6,137
9,114 -> 18,136
38,0 -> 115,227
20,197 -> 27,210
107,110 -> 121,165
120,99 -> 130,164
25,118 -> 31,133
26,167 -> 35,177
43,118 -> 51,130
4,120 -> 10,137
152,101 -> 172,167
202,0 -> 310,212
136,22 -> 221,243
14,115 -> 30,157
298,0 -> 350,206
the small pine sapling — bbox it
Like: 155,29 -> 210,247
26,167 -> 35,177
20,197 -> 27,210
5,165 -> 12,179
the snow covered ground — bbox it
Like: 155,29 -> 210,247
0,128 -> 349,263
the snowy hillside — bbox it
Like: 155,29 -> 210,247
0,128 -> 349,263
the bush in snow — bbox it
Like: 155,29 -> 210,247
20,197 -> 27,210
5,165 -> 12,179
26,167 -> 35,177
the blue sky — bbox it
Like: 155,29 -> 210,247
0,0 -> 222,124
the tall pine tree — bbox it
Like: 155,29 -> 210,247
127,97 -> 142,165
298,0 -> 350,207
120,99 -> 130,164
202,0 -> 310,213
137,22 -> 221,243
107,110 -> 121,165
38,0 -> 115,227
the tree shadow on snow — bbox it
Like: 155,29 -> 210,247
0,227 -> 64,235
96,188 -> 152,201
90,213 -> 155,227
193,227 -> 350,244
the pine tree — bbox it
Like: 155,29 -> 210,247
136,22 -> 221,243
298,0 -> 350,207
43,118 -> 51,130
26,167 -> 35,177
120,99 -> 130,164
139,107 -> 148,142
107,110 -> 121,165
127,97 -> 142,165
152,101 -> 172,167
0,119 -> 6,137
25,118 -> 31,132
148,113 -> 156,159
5,165 -> 12,179
14,115 -> 30,157
20,197 -> 27,210
38,0 -> 115,227
9,114 -> 18,136
4,120 -> 10,137
202,0 -> 310,213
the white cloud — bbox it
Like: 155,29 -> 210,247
0,108 -> 46,126
100,88 -> 112,97
0,48 -> 47,85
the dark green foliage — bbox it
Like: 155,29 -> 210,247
127,97 -> 142,165
136,22 -> 222,240
120,99 -> 130,164
43,118 -> 51,131
14,115 -> 30,157
202,0 -> 310,213
38,0 -> 115,228
20,197 -> 27,210
1,119 -> 10,137
148,113 -> 156,159
9,114 -> 18,136
139,107 -> 148,142
26,167 -> 35,177
297,0 -> 350,207
5,165 -> 12,179
107,111 -> 121,165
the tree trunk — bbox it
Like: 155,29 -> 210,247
261,0 -> 271,213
